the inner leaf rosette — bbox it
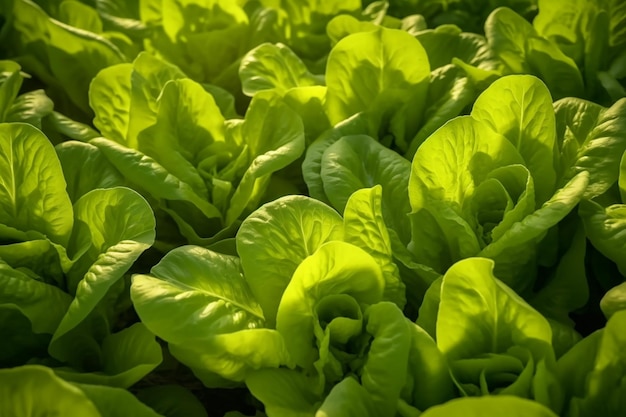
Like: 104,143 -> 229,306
417,257 -> 562,413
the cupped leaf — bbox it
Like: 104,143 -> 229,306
479,171 -> 589,292
246,369 -> 319,417
55,141 -> 125,203
50,188 -> 155,367
408,116 -> 524,272
302,112 -> 374,204
225,93 -> 305,225
0,123 -> 73,246
321,135 -> 412,243
237,195 -> 344,327
416,27 -> 497,70
126,52 -> 187,148
405,322 -> 456,411
555,97 -> 626,198
437,257 -> 553,360
54,323 -> 162,388
0,60 -> 23,121
472,165 -> 535,245
484,7 -> 584,100
601,282 -> 626,319
343,186 -> 405,308
0,258 -> 71,335
239,42 -> 321,96
326,14 -> 379,45
89,63 -> 133,146
317,377 -> 376,417
360,302 -> 411,417
579,199 -> 626,276
471,75 -> 557,204
0,239 -> 66,286
325,27 -> 430,129
282,86 -> 330,145
435,258 -> 560,409
59,187 -> 155,321
76,383 -> 165,417
558,310 -> 626,417
420,395 -> 559,417
138,78 -> 227,199
276,241 -> 384,368
0,365 -> 100,417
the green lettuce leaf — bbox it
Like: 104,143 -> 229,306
0,122 -> 74,246
302,112 -> 374,204
239,42 -> 321,96
471,75 -> 557,204
409,116 -> 523,272
342,186 -> 405,308
359,302 -> 411,416
579,200 -> 626,275
237,195 -> 344,327
50,187 -> 156,371
554,97 -> 626,198
0,60 -> 23,121
225,92 -> 305,225
478,171 -> 589,293
485,7 -> 584,100
0,258 -> 71,335
558,310 -> 626,417
279,0 -> 361,63
276,241 -> 384,368
405,322 -> 455,411
420,396 -> 558,417
325,27 -> 430,151
422,257 -> 562,411
137,78 -> 227,199
316,377 -> 376,417
1,0 -> 126,118
54,323 -> 163,388
246,369 -> 319,417
131,245 -> 291,385
76,382 -> 164,417
0,365 -> 101,416
600,282 -> 626,319
55,141 -> 125,203
320,135 -> 411,244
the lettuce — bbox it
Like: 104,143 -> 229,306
0,2 -> 624,416
417,257 -> 562,412
130,187 -> 455,414
0,122 -> 161,386
0,365 -> 164,417
85,52 -> 305,248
